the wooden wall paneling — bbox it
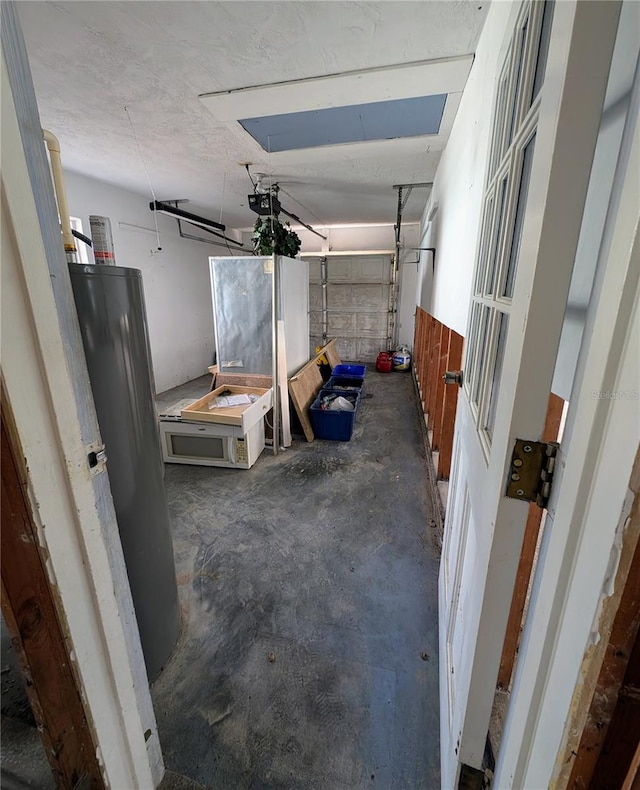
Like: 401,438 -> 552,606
419,310 -> 427,389
437,330 -> 463,480
421,313 -> 430,396
413,312 -> 419,375
497,393 -> 565,690
433,326 -> 451,452
424,316 -> 435,420
424,316 -> 438,429
496,504 -> 545,690
429,321 -> 444,434
1,391 -> 104,789
414,309 -> 423,392
425,316 -> 437,417
415,310 -> 424,391
418,312 -> 427,405
423,314 -> 432,409
417,310 -> 428,405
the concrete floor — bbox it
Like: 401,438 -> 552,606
152,368 -> 442,789
0,367 -> 442,790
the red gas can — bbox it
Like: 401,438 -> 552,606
375,351 -> 393,373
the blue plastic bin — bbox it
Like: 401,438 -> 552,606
332,363 -> 366,380
309,388 -> 360,441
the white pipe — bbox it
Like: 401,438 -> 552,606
43,129 -> 76,255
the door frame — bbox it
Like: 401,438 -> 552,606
1,18 -> 163,788
2,386 -> 104,788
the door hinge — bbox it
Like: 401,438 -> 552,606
505,439 -> 559,508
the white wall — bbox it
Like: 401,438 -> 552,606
65,171 -> 216,393
416,2 -> 516,337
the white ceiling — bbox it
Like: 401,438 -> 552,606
18,1 -> 488,230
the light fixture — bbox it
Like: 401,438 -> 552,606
150,200 -> 247,251
150,200 -> 226,232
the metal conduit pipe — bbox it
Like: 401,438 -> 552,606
320,256 -> 328,343
43,129 -> 77,262
271,255 -> 279,455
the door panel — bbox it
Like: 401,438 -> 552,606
307,254 -> 393,360
439,0 -> 621,784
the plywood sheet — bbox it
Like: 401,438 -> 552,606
288,340 -> 341,442
325,339 -> 341,369
289,364 -> 322,442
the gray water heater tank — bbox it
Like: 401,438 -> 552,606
69,264 -> 180,682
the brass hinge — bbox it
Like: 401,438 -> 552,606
505,439 -> 559,508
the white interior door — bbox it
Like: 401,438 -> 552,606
439,2 -> 622,786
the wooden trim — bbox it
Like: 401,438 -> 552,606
1,386 -> 104,789
427,321 -> 442,431
213,373 -> 273,390
419,310 -> 429,401
425,315 -> 438,418
622,741 -> 640,790
432,324 -> 449,450
413,310 -> 422,390
415,310 -> 423,396
497,392 -> 565,690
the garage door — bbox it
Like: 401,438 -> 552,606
305,254 -> 394,362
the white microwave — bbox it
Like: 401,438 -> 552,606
160,418 -> 265,469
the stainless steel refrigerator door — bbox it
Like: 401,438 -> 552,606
210,256 -> 274,375
69,264 -> 180,682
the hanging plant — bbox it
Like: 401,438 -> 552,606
252,217 -> 301,257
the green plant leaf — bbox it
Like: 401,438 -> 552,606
252,216 -> 301,257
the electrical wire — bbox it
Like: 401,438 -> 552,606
219,171 -> 226,226
267,134 -> 275,247
245,163 -> 256,190
124,105 -> 162,250
218,171 -> 235,256
277,185 -> 326,227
